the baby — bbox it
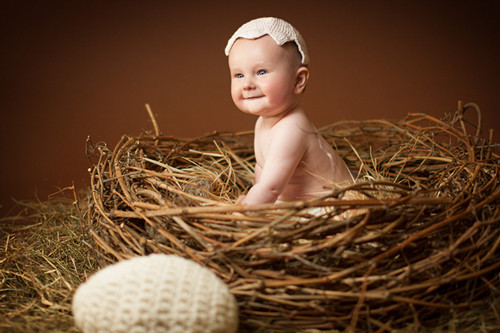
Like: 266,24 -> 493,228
225,17 -> 353,206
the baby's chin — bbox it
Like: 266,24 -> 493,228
236,99 -> 298,118
240,108 -> 277,118
236,101 -> 268,115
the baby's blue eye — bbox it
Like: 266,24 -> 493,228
235,73 -> 244,78
257,70 -> 267,75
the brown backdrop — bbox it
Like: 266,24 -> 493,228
1,0 -> 499,215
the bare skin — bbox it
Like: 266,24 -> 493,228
228,35 -> 353,205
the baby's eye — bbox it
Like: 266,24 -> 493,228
257,69 -> 267,75
234,73 -> 244,78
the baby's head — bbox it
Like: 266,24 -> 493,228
225,18 -> 310,117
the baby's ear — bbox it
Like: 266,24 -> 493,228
294,66 -> 309,94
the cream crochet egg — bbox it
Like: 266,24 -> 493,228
72,254 -> 238,333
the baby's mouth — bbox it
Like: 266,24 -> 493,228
243,94 -> 264,99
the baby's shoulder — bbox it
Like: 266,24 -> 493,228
278,108 -> 314,131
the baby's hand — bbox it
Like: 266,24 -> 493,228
236,194 -> 247,205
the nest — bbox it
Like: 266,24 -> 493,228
86,103 -> 500,332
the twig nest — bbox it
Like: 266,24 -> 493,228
72,254 -> 239,333
87,108 -> 500,331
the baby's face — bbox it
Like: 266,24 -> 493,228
228,35 -> 300,118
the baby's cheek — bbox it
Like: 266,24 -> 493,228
230,89 -> 241,105
265,84 -> 290,104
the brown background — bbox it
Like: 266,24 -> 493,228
1,0 -> 499,215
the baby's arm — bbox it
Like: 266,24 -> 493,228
240,122 -> 307,205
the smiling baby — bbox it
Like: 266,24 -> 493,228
225,17 -> 353,205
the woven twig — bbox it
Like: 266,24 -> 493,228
86,103 -> 499,331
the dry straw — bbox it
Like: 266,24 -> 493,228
0,189 -> 98,332
86,102 -> 499,332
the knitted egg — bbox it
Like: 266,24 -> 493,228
72,254 -> 238,333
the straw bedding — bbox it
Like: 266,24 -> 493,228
0,193 -> 98,332
86,103 -> 500,331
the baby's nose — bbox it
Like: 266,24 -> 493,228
242,77 -> 255,90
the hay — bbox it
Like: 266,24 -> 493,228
0,190 -> 98,332
85,102 -> 500,331
0,201 -> 498,333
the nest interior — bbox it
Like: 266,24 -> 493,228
86,104 -> 500,332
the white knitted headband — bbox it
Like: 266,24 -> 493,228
225,17 -> 309,65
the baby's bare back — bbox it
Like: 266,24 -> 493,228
254,109 -> 353,202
